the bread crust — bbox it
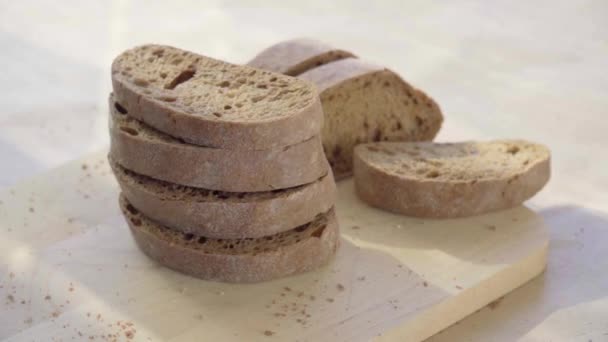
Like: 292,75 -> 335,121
111,159 -> 337,239
247,38 -> 355,76
120,195 -> 340,283
108,94 -> 329,192
353,141 -> 551,218
112,44 -> 324,150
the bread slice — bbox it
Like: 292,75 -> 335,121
353,140 -> 550,218
108,94 -> 329,192
119,195 -> 340,283
247,38 -> 355,76
112,44 -> 323,149
111,158 -> 336,239
298,58 -> 443,179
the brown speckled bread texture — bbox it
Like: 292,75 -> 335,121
353,140 -> 551,218
247,38 -> 356,76
111,158 -> 336,239
111,44 -> 324,150
298,58 -> 443,179
120,195 -> 340,283
108,94 -> 329,192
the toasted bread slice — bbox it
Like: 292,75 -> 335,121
354,140 -> 550,218
112,44 -> 323,149
120,195 -> 340,283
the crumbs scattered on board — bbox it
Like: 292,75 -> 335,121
263,330 -> 275,336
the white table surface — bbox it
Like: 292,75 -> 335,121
1,1 -> 607,341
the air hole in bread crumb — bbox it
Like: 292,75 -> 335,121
171,58 -> 183,65
523,159 -> 530,166
294,225 -> 307,233
125,204 -> 138,215
224,105 -> 232,110
373,129 -> 382,142
133,78 -> 149,87
507,146 -> 520,155
426,170 -> 440,178
311,226 -> 325,238
251,95 -> 265,103
183,233 -> 194,241
165,69 -> 196,89
257,84 -> 268,89
152,48 -> 164,57
130,218 -> 142,227
367,146 -> 380,152
158,96 -> 177,102
120,127 -> 139,136
197,237 -> 207,244
415,116 -> 423,127
213,112 -> 222,118
218,81 -> 230,88
114,102 -> 128,114
269,77 -> 277,82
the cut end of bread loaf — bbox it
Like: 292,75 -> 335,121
354,140 -> 550,218
120,195 -> 340,283
112,44 -> 315,123
247,38 -> 356,76
298,58 -> 443,179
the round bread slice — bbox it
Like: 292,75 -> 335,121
119,195 -> 340,283
247,38 -> 356,76
354,140 -> 551,218
108,94 -> 329,192
112,44 -> 323,149
298,58 -> 444,180
111,159 -> 336,239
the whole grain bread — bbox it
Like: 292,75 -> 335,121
111,158 -> 336,239
247,38 -> 355,76
108,94 -> 329,192
112,44 -> 323,149
298,58 -> 443,179
353,140 -> 550,218
120,195 -> 340,283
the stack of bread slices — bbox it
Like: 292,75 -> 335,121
108,45 -> 339,283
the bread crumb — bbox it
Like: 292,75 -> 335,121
263,330 -> 274,336
336,284 -> 345,291
357,276 -> 366,281
455,285 -> 463,290
45,295 -> 52,300
283,286 -> 291,292
52,310 -> 61,318
423,281 -> 428,287
485,224 -> 496,231
6,294 -> 14,303
351,225 -> 360,230
326,298 -> 334,303
29,207 -> 35,213
24,317 -> 33,324
81,164 -> 88,170
309,295 -> 315,301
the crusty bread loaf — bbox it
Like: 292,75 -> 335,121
112,44 -> 323,149
108,94 -> 329,192
247,38 -> 355,76
120,195 -> 340,283
111,158 -> 336,239
354,140 -> 550,218
298,58 -> 443,179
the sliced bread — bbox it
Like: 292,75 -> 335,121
112,44 -> 323,149
298,58 -> 443,179
247,38 -> 355,76
120,195 -> 340,283
111,158 -> 336,239
353,140 -> 550,218
108,94 -> 329,192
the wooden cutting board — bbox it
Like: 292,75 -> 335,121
0,150 -> 548,342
